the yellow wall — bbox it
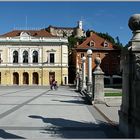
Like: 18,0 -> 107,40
0,67 -> 68,86
0,37 -> 68,86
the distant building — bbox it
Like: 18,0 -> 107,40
46,21 -> 85,38
69,31 -> 121,84
0,29 -> 68,86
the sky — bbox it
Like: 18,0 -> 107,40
0,1 -> 140,45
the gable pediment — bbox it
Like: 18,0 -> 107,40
20,32 -> 30,40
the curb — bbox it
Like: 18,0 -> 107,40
94,105 -> 117,127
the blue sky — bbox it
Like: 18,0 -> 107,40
0,2 -> 140,45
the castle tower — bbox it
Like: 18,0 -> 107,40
75,21 -> 84,38
78,21 -> 82,29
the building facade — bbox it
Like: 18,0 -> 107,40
69,32 -> 121,83
0,30 -> 68,86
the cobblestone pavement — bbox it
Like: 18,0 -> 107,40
0,86 -> 124,139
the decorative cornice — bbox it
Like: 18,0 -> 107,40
46,49 -> 56,52
0,37 -> 68,44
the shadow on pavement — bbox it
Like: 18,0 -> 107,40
0,129 -> 25,139
46,93 -> 79,98
28,115 -> 125,139
51,99 -> 91,105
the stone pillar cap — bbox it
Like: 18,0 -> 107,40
95,57 -> 101,65
128,14 -> 140,31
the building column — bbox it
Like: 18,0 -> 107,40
29,49 -> 32,64
87,49 -> 92,95
7,48 -> 10,64
39,48 -> 42,64
82,56 -> 86,90
76,69 -> 79,91
76,54 -> 80,91
19,49 -> 22,64
9,49 -> 13,64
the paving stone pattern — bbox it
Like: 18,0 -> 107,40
0,86 -> 124,139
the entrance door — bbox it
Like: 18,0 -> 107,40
0,72 -> 1,84
13,72 -> 19,85
64,77 -> 67,85
49,72 -> 55,84
23,72 -> 29,85
33,72 -> 39,85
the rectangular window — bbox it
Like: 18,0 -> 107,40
0,72 -> 1,84
0,54 -> 1,64
81,53 -> 84,58
50,53 -> 55,63
104,63 -> 109,74
97,53 -> 100,57
90,41 -> 95,47
112,63 -> 117,74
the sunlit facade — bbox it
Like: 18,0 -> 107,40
0,30 -> 68,86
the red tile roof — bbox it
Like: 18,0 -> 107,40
77,32 -> 116,49
0,29 -> 55,37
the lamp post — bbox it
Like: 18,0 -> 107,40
76,55 -> 80,90
78,68 -> 82,91
82,56 -> 86,90
87,49 -> 92,94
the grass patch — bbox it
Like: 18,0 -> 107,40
105,92 -> 122,96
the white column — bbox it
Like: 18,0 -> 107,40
87,49 -> 92,94
29,49 -> 32,64
10,49 -> 13,64
76,68 -> 79,90
7,48 -> 10,64
19,49 -> 22,64
76,55 -> 80,90
39,48 -> 42,64
82,56 -> 86,90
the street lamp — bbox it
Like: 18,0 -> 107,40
82,56 -> 86,90
87,49 -> 92,94
76,55 -> 80,90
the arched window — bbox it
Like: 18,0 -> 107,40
90,40 -> 95,47
33,51 -> 38,63
50,53 -> 55,63
104,41 -> 109,47
23,50 -> 28,63
13,51 -> 18,63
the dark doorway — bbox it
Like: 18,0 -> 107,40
23,72 -> 29,85
33,72 -> 39,85
13,72 -> 19,85
49,72 -> 55,84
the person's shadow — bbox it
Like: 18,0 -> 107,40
0,129 -> 25,139
28,115 -> 124,138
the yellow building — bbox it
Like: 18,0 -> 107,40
0,29 -> 68,86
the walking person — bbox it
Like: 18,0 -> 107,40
53,81 -> 58,90
50,78 -> 55,90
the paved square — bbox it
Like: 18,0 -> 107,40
0,86 -> 123,139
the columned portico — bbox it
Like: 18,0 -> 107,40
0,29 -> 69,86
